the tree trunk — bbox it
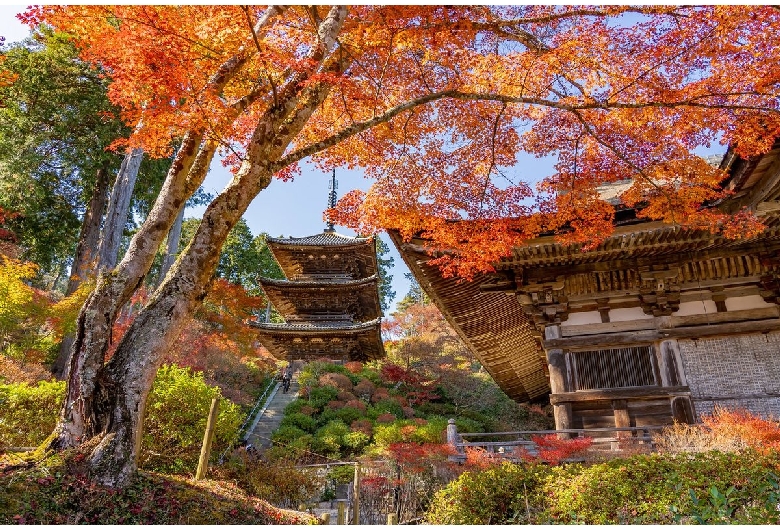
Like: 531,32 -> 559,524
97,148 -> 143,271
49,132 -> 211,450
157,207 -> 184,285
52,165 -> 112,379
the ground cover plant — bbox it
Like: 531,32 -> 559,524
0,445 -> 314,524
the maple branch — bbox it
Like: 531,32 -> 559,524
276,90 -> 457,169
445,91 -> 780,114
479,102 -> 507,214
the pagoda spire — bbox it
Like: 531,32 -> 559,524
325,169 -> 338,233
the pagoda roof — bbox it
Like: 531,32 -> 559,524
265,231 -> 379,279
250,319 -> 384,361
258,274 -> 382,322
266,231 -> 373,248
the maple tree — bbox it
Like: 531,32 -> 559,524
21,5 -> 780,485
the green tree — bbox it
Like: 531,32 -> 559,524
0,31 -> 126,284
376,236 -> 395,313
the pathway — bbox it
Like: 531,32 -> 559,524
244,375 -> 299,451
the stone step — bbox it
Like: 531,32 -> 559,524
245,377 -> 299,451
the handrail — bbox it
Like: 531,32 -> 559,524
458,425 -> 666,438
218,376 -> 277,463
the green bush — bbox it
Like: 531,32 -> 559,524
280,412 -> 317,433
343,431 -> 370,452
543,450 -> 780,524
0,380 -> 65,448
313,420 -> 349,455
272,425 -> 308,446
334,406 -> 363,425
367,398 -> 404,420
427,462 -> 551,524
139,364 -> 243,474
426,450 -> 780,524
306,386 -> 339,410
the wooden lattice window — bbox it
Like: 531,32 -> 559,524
571,346 -> 657,390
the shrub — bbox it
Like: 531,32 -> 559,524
224,458 -> 323,509
368,398 -> 404,420
375,413 -> 396,424
306,385 -> 339,410
335,406 -> 363,425
280,412 -> 317,434
344,361 -> 363,374
272,425 -> 308,446
343,431 -> 370,452
354,378 -> 375,400
313,420 -> 350,455
655,406 -> 780,454
543,450 -> 780,524
350,419 -> 374,436
427,462 -> 550,524
0,379 -> 64,448
139,365 -> 243,474
319,372 -> 353,392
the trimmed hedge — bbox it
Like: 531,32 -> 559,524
427,450 -> 780,524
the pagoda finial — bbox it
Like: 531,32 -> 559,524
325,168 -> 338,232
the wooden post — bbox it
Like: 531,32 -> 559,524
387,513 -> 398,525
195,397 -> 219,480
337,500 -> 346,525
545,325 -> 573,437
133,393 -> 148,466
612,399 -> 631,441
352,462 -> 360,525
319,513 -> 331,525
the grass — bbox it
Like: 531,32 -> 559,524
0,445 -> 316,525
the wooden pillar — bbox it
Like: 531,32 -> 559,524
195,397 -> 220,480
337,500 -> 346,524
352,462 -> 360,525
612,399 -> 631,439
545,325 -> 573,434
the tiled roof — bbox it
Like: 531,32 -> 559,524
266,231 -> 372,247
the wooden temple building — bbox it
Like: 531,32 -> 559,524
252,175 -> 385,363
392,142 -> 780,431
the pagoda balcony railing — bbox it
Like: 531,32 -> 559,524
291,273 -> 355,282
286,314 -> 353,322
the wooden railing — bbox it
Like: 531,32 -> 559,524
446,419 -> 667,462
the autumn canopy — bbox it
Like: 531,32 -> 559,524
14,5 -> 780,485
26,5 -> 780,275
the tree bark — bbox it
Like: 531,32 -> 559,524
52,165 -> 112,379
97,148 -> 143,271
49,132 -> 211,450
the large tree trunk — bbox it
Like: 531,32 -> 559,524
97,148 -> 144,271
52,165 -> 112,378
49,132 -> 213,450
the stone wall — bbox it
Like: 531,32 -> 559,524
678,331 -> 780,418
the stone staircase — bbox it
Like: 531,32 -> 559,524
245,375 -> 299,451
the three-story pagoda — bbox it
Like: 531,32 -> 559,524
252,173 -> 384,362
